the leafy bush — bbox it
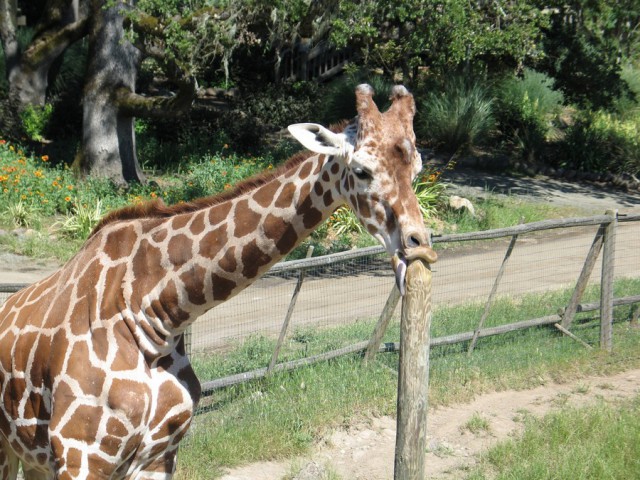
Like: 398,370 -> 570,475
20,104 -> 54,142
220,81 -> 322,152
494,69 -> 563,161
417,78 -> 494,154
614,65 -> 640,120
0,140 -> 78,216
561,110 -> 640,175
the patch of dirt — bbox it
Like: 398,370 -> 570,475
219,369 -> 640,480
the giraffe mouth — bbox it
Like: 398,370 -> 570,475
391,247 -> 438,296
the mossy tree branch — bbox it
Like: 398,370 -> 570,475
114,77 -> 196,118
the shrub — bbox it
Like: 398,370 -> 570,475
614,65 -> 640,120
220,81 -> 322,152
417,78 -> 494,154
0,140 -> 78,216
494,69 -> 563,161
561,110 -> 640,175
20,104 -> 54,142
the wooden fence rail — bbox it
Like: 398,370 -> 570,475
2,212 -> 639,398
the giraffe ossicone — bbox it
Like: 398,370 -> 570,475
0,84 -> 435,479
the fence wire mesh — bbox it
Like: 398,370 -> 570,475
1,215 -> 639,392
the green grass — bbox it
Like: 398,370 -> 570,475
461,413 -> 492,435
467,395 -> 640,480
175,278 -> 640,478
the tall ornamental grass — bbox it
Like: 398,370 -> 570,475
417,78 -> 495,154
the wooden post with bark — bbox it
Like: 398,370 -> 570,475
364,285 -> 401,364
600,210 -> 617,351
561,225 -> 605,329
394,260 -> 432,479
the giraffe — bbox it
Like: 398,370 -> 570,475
0,84 -> 437,479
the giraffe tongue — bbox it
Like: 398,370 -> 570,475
391,253 -> 408,296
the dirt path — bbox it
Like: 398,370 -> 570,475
219,368 -> 640,480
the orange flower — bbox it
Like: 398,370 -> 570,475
65,196 -> 71,202
67,185 -> 73,190
150,192 -> 157,198
0,140 -> 6,145
224,183 -> 232,190
41,155 -> 49,162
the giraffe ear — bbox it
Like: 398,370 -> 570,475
288,123 -> 347,156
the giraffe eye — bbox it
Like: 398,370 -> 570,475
352,167 -> 372,181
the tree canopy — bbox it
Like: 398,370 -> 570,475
0,0 -> 639,184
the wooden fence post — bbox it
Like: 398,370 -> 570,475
600,210 -> 617,351
468,218 -> 522,355
364,284 -> 401,364
267,246 -> 314,374
561,225 -> 605,329
394,260 -> 432,480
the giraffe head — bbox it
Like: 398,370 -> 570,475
288,84 -> 437,294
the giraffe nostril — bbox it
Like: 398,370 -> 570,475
407,234 -> 422,248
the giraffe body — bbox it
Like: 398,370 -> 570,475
0,85 -> 436,479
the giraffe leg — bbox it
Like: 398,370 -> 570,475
128,449 -> 178,480
0,439 -> 20,480
22,466 -> 52,480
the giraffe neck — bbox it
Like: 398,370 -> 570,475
100,153 -> 345,359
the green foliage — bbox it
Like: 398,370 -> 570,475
539,1 -> 636,110
327,207 -> 364,236
614,65 -> 640,119
417,78 -> 494,153
56,200 -> 104,239
561,110 -> 640,175
331,0 -> 546,78
0,141 -> 79,216
462,413 -> 492,435
2,200 -> 39,229
494,69 -> 563,160
414,172 -> 448,219
20,104 -> 54,142
471,397 -> 640,479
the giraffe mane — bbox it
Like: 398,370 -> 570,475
90,121 -> 352,237
89,151 -> 314,237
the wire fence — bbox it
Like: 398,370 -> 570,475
1,213 -> 639,396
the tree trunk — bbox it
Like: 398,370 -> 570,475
77,0 -> 144,185
0,0 -> 89,137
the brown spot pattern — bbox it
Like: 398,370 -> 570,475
234,200 -> 262,238
219,246 -> 237,273
104,226 -> 137,260
208,202 -> 232,225
199,224 -> 228,260
189,212 -> 206,236
179,265 -> 207,306
241,240 -> 272,278
275,183 -> 296,209
167,234 -> 193,267
211,274 -> 236,301
254,180 -> 281,208
299,162 -> 312,180
59,404 -> 102,442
